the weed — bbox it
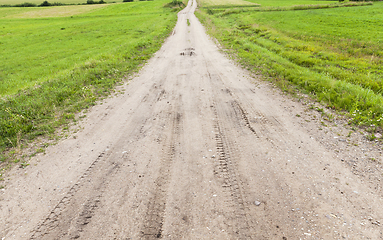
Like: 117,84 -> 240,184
316,107 -> 324,114
36,148 -> 45,153
20,162 -> 29,168
367,126 -> 377,133
366,134 -> 376,141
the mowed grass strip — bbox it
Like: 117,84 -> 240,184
245,0 -> 340,7
198,0 -> 258,8
0,0 -> 102,5
1,4 -> 107,18
196,2 -> 383,127
0,1 -> 180,160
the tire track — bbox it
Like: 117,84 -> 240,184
213,122 -> 253,239
140,95 -> 183,240
30,150 -> 112,239
205,63 -> 262,238
231,99 -> 258,136
29,83 -> 171,239
209,66 -> 284,146
211,102 -> 255,239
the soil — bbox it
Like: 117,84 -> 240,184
1,0 -> 383,239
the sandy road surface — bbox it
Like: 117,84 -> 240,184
1,0 -> 383,239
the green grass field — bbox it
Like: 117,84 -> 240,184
0,4 -> 107,18
0,2 -> 174,96
197,1 -> 383,130
246,0 -> 340,7
0,0 -> 108,5
0,1 -> 180,161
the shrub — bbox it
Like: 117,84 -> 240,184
39,1 -> 51,6
14,2 -> 37,7
86,0 -> 106,4
164,0 -> 185,8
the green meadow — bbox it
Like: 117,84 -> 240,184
245,0 -> 342,7
197,1 -> 383,129
0,0 -> 106,5
0,3 -> 172,95
0,1 -> 180,160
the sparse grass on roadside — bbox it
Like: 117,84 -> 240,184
196,1 -> 383,130
0,1 -> 180,165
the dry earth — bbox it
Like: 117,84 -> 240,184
1,0 -> 383,239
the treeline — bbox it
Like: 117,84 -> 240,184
123,0 -> 153,2
0,0 -> 106,7
349,0 -> 382,2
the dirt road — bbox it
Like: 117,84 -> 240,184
1,0 -> 383,239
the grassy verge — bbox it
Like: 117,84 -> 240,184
196,1 -> 383,128
0,1 -> 182,166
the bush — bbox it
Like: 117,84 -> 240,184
86,0 -> 106,4
123,0 -> 133,2
14,2 -> 37,7
39,1 -> 51,6
164,0 -> 185,8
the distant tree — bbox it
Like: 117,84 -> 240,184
39,1 -> 52,6
86,0 -> 106,4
